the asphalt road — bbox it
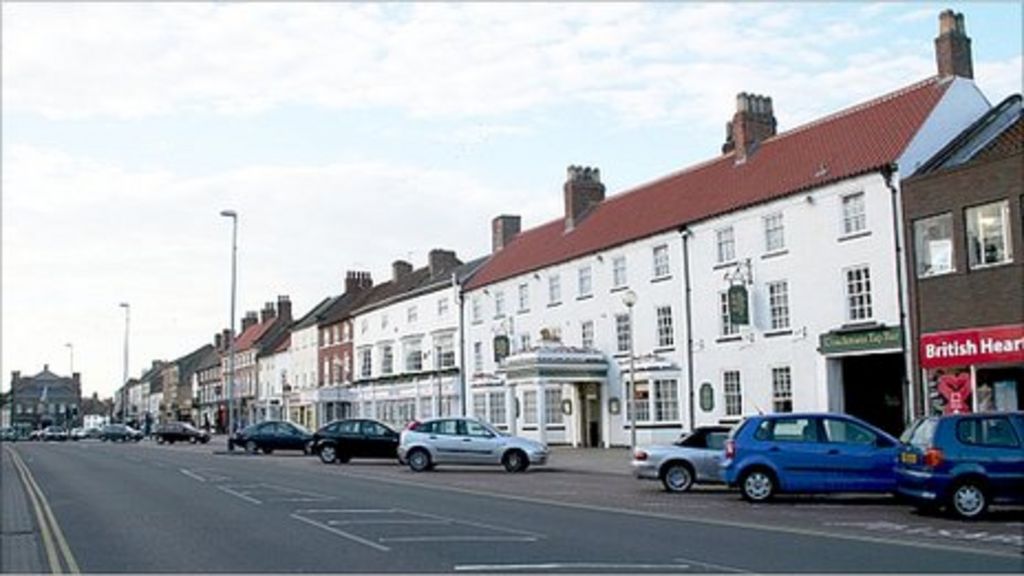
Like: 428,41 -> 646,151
5,440 -> 1022,573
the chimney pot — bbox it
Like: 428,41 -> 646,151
345,271 -> 373,294
935,10 -> 973,79
723,92 -> 777,161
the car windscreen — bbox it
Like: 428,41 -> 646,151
904,418 -> 938,448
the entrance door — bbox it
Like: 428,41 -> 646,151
842,353 -> 905,437
578,384 -> 602,447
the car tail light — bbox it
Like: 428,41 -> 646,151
405,420 -> 420,431
725,439 -> 736,459
923,448 -> 944,468
633,450 -> 648,461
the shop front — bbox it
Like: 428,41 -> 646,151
820,325 -> 907,436
920,324 -> 1024,415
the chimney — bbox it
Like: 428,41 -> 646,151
241,311 -> 258,333
44,363 -> 50,372
722,92 -> 777,162
221,329 -> 232,351
12,371 -> 20,385
260,301 -> 276,324
428,249 -> 461,278
214,332 -> 223,351
935,10 -> 973,79
564,165 -> 605,231
491,215 -> 522,253
276,295 -> 292,322
344,271 -> 373,295
392,260 -> 413,282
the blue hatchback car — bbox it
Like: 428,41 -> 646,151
722,413 -> 901,502
895,412 -> 1024,520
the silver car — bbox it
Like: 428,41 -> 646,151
398,417 -> 549,473
632,425 -> 732,492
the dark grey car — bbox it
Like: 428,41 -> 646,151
632,425 -> 732,492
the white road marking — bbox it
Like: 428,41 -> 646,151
294,508 -> 395,515
673,556 -> 751,573
179,469 -> 206,483
455,563 -> 691,572
327,519 -> 449,526
381,535 -> 538,543
217,485 -> 262,505
400,509 -> 543,538
266,497 -> 334,502
291,513 -> 391,552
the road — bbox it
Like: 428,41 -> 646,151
3,440 -> 1022,573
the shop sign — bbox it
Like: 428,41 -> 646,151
920,324 -> 1024,369
493,335 -> 510,363
727,285 -> 749,326
819,326 -> 902,355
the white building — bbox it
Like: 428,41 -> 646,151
256,333 -> 290,422
286,297 -> 333,430
463,19 -> 990,446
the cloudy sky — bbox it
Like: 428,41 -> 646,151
3,2 -> 1021,399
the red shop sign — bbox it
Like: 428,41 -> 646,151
920,324 -> 1024,369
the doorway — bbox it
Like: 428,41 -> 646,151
578,384 -> 602,447
842,353 -> 905,436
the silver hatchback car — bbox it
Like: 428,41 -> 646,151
632,425 -> 732,492
399,417 -> 549,473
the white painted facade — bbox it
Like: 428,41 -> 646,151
350,280 -> 464,430
257,344 -> 289,422
288,323 -> 320,429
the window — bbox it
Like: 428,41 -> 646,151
772,367 -> 793,413
615,313 -> 632,353
380,345 -> 393,375
612,256 -> 627,288
845,266 -> 873,321
581,320 -> 594,349
436,336 -> 455,368
656,306 -> 674,348
518,283 -> 529,312
488,391 -> 506,425
578,265 -> 592,297
914,213 -> 954,277
764,213 -> 785,252
473,342 -> 483,373
719,292 -> 738,337
544,388 -> 563,425
465,420 -> 492,438
770,417 -> 818,442
966,200 -> 1011,268
359,348 -> 372,378
716,227 -> 735,264
823,418 -> 877,445
360,319 -> 368,335
473,394 -> 487,419
405,340 -> 422,372
437,297 -> 449,316
842,192 -> 866,235
957,417 -> 1020,448
519,333 -> 531,351
653,245 -> 670,278
724,371 -> 742,416
767,281 -> 790,331
548,275 -> 561,305
523,391 -> 538,425
381,314 -> 389,330
471,296 -> 482,323
627,381 -> 650,423
407,306 -> 418,324
654,379 -> 679,421
494,290 -> 506,317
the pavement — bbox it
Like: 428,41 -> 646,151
1,445 -> 45,574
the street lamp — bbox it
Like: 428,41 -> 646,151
220,209 -> 238,437
119,303 -> 130,423
622,289 -> 637,452
65,342 -> 74,374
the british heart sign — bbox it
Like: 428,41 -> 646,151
920,324 -> 1024,369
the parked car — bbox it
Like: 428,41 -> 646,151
312,418 -> 400,464
632,425 -> 732,492
399,416 -> 548,473
70,427 -> 87,440
153,421 -> 211,444
722,413 -> 900,502
100,423 -> 144,442
228,420 -> 313,455
895,412 -> 1024,520
41,426 -> 69,441
0,427 -> 18,442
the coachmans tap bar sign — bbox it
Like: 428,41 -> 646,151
819,326 -> 902,355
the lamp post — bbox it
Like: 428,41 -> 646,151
220,210 -> 238,436
119,303 -> 130,423
622,289 -> 637,452
65,342 -> 74,374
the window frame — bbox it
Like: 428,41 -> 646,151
913,212 -> 955,277
578,265 -> 593,298
655,305 -> 675,348
767,280 -> 790,331
653,244 -> 671,278
965,200 -> 1012,269
841,192 -> 867,236
716,227 -> 736,264
844,265 -> 874,322
764,212 -> 785,253
612,255 -> 628,288
723,370 -> 742,416
771,366 -> 793,413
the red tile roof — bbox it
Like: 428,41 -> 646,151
234,318 -> 276,351
467,76 -> 955,290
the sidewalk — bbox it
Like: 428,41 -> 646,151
1,446 -> 45,574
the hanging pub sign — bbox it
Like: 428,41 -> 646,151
493,335 -> 510,363
728,285 -> 749,326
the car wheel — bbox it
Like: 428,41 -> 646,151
407,449 -> 431,472
740,468 -> 775,503
319,444 -> 337,464
190,437 -> 198,444
949,479 -> 988,520
503,449 -> 528,473
245,440 -> 259,455
661,462 -> 695,493
303,441 -> 314,455
156,436 -> 165,445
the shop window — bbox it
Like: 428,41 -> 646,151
966,200 -> 1011,268
654,379 -> 679,421
544,388 -> 563,425
627,381 -> 651,423
523,391 -> 538,425
914,213 -> 954,277
488,391 -> 506,425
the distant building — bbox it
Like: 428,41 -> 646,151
9,365 -> 82,433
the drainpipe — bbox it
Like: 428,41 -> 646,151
884,164 -> 914,427
454,271 -> 467,417
679,227 -> 696,433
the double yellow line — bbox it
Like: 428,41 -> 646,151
5,446 -> 80,574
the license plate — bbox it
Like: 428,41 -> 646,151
900,452 -> 918,465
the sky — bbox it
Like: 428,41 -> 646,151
3,2 -> 1022,399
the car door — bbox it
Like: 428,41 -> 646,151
694,430 -> 729,482
761,416 -> 831,492
460,420 -> 502,463
335,420 -> 363,457
821,416 -> 898,492
956,416 -> 1024,502
281,422 -> 308,450
362,421 -> 399,458
429,419 -> 468,463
